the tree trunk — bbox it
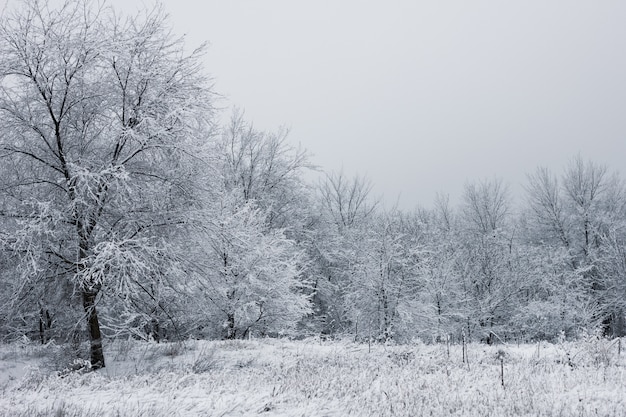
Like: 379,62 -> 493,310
226,312 -> 236,339
39,308 -> 52,345
82,290 -> 105,369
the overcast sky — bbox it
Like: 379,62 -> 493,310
12,0 -> 626,209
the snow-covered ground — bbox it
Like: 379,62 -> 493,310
1,337 -> 624,416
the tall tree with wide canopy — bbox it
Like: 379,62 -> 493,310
0,0 -> 214,367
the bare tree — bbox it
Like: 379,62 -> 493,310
562,156 -> 608,260
462,178 -> 509,235
526,166 -> 571,248
218,110 -> 312,230
319,170 -> 377,229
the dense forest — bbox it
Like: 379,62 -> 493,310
0,0 -> 624,369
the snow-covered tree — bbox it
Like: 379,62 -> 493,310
194,191 -> 311,339
305,171 -> 378,336
525,156 -> 626,336
0,0 -> 214,367
343,209 -> 425,342
456,178 -> 521,342
417,200 -> 466,341
217,110 -> 313,231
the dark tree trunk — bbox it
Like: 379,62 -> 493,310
39,308 -> 52,344
39,317 -> 44,345
226,313 -> 236,339
78,223 -> 105,369
82,290 -> 105,369
151,318 -> 161,343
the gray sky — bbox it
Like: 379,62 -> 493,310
15,1 -> 626,208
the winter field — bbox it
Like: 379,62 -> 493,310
0,337 -> 625,417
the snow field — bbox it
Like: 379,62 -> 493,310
0,337 -> 624,416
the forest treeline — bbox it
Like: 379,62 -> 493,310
0,1 -> 624,368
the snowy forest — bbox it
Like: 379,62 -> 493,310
0,0 -> 625,374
